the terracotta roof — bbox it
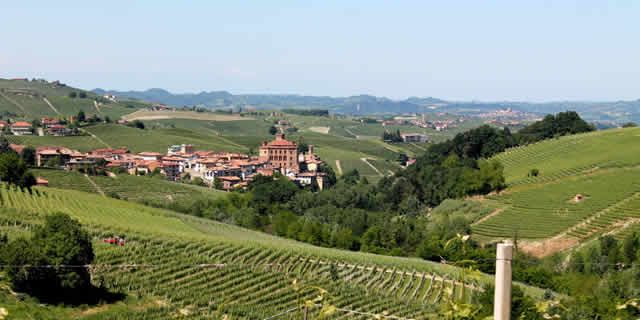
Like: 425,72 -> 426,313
263,139 -> 297,147
139,152 -> 163,156
12,121 -> 32,127
9,144 -> 25,154
219,176 -> 241,181
162,156 -> 184,161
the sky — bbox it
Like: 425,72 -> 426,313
1,0 -> 639,101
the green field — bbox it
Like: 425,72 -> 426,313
0,78 -> 147,120
31,169 -> 225,202
469,127 -> 640,253
492,127 -> 640,185
0,185 -> 512,319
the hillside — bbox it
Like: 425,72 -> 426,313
6,112 -> 418,181
30,169 -> 224,202
470,127 -> 640,255
95,87 -> 640,123
0,78 -> 147,120
0,184 -> 525,319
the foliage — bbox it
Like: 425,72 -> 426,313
516,111 -> 595,143
0,151 -> 36,188
2,213 -> 94,301
282,109 -> 329,116
382,129 -> 403,142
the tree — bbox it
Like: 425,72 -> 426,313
0,152 -> 35,188
4,213 -> 94,299
77,110 -> 86,122
78,92 -> 87,99
68,91 -> 77,98
341,169 -> 360,185
213,177 -> 223,190
21,146 -> 36,166
269,125 -> 278,135
622,122 -> 637,128
0,137 -> 13,154
127,120 -> 145,129
622,232 -> 638,265
528,168 -> 540,177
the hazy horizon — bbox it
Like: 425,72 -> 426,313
2,1 -> 639,102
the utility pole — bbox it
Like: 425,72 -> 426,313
494,242 -> 513,320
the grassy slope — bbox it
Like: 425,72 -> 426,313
471,127 -> 640,244
31,169 -> 225,202
0,185 -> 532,319
0,79 -> 147,120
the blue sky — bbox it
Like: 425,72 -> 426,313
1,1 -> 639,101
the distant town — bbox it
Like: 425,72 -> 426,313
10,133 -> 328,191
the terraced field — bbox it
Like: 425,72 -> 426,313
492,127 -> 640,185
0,185 -> 507,319
473,168 -> 640,241
470,128 -> 640,252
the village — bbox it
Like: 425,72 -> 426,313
11,133 -> 328,191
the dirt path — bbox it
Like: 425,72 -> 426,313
84,174 -> 105,196
93,100 -> 102,114
335,160 -> 343,175
471,208 -> 505,226
344,127 -> 360,139
80,128 -> 112,148
361,157 -> 383,176
42,97 -> 62,115
0,91 -> 27,113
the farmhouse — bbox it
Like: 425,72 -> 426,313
10,121 -> 33,135
36,146 -> 85,167
138,152 -> 163,161
400,133 -> 429,143
47,124 -> 71,136
41,117 -> 60,128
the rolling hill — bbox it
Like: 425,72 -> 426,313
0,78 -> 148,120
470,127 -> 640,256
0,184 -> 524,319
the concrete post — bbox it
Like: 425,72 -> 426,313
494,242 -> 514,320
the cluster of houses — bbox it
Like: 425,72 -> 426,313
24,133 -> 328,191
0,117 -> 75,136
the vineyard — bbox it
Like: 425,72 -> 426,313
0,185 -> 522,319
492,127 -> 640,185
31,169 -> 224,202
470,127 -> 640,254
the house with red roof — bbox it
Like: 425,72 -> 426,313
10,121 -> 33,135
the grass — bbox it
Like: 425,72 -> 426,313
492,127 -> 640,185
467,128 -> 640,246
0,184 -> 516,319
0,79 -> 149,120
83,124 -> 248,153
31,168 -> 225,202
122,110 -> 251,121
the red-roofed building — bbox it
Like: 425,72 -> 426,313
41,117 -> 60,128
0,120 -> 8,130
10,121 -> 33,135
138,152 -> 163,161
47,124 -> 70,136
219,176 -> 242,190
9,144 -> 25,154
259,133 -> 299,173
